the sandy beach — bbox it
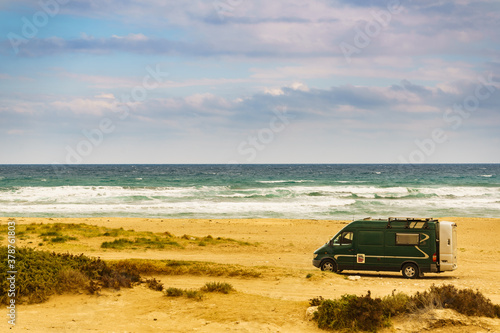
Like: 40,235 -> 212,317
2,216 -> 499,332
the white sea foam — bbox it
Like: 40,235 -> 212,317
1,184 -> 499,219
257,180 -> 314,183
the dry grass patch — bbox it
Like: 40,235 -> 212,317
109,259 -> 262,278
0,223 -> 257,251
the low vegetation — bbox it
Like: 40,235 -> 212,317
0,246 -> 140,304
165,282 -> 235,301
108,259 -> 262,278
144,277 -> 164,291
311,285 -> 500,332
166,287 -> 204,301
200,281 -> 235,294
0,246 -> 260,305
410,284 -> 500,318
0,222 -> 256,250
100,237 -> 182,249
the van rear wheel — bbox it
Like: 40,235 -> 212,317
320,259 -> 337,273
402,263 -> 419,279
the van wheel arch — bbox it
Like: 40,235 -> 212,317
320,259 -> 338,273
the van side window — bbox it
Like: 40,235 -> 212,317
333,232 -> 353,245
395,233 -> 420,246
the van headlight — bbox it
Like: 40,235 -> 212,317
313,253 -> 318,259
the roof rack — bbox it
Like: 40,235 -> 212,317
386,217 -> 436,229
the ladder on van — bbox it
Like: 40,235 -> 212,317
386,217 -> 437,229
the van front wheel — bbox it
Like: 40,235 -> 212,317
402,263 -> 419,279
320,259 -> 337,273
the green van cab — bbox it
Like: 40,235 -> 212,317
312,217 -> 457,278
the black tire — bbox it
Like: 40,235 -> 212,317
402,263 -> 419,279
320,259 -> 337,272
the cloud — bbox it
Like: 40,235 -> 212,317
264,82 -> 309,96
50,98 -> 117,116
1,0 -> 500,163
1,76 -> 499,163
58,71 -> 139,89
95,93 -> 116,99
110,33 -> 148,41
5,0 -> 498,61
7,129 -> 28,135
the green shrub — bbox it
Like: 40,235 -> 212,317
314,292 -> 389,332
410,284 -> 500,318
101,237 -> 182,250
381,291 -> 411,317
40,231 -> 62,237
312,285 -> 500,332
0,246 -> 140,304
50,236 -> 78,243
101,238 -> 134,249
185,289 -> 203,301
165,283 -> 233,301
309,296 -> 324,307
201,282 -> 235,294
165,287 -> 185,297
145,278 -> 164,291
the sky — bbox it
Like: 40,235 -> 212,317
0,0 -> 499,164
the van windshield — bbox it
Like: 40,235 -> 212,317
332,231 -> 353,245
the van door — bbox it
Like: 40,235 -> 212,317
439,221 -> 458,271
331,231 -> 355,270
355,230 -> 384,270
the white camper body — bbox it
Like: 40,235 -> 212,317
438,221 -> 458,271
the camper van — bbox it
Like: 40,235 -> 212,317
312,217 -> 457,278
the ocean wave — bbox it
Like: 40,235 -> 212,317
256,180 -> 314,184
307,192 -> 324,197
334,180 -> 368,183
2,184 -> 498,201
373,192 -> 437,200
1,183 -> 499,219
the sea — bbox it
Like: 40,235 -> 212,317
0,164 -> 499,220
